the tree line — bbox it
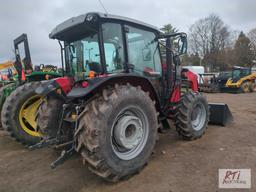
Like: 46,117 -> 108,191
161,14 -> 256,72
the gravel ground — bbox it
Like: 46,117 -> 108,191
0,93 -> 255,192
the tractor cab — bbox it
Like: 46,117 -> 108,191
231,66 -> 251,83
50,12 -> 164,79
224,65 -> 256,93
49,12 -> 187,107
50,13 -> 159,78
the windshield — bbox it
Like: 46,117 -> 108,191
65,32 -> 102,80
232,69 -> 241,79
64,23 -> 126,80
242,68 -> 250,76
102,23 -> 125,73
232,68 -> 250,79
126,26 -> 161,74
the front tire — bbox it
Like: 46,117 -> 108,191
75,84 -> 158,182
175,91 -> 209,140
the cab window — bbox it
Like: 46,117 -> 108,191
233,69 -> 241,79
126,26 -> 161,74
65,32 -> 102,80
102,23 -> 125,73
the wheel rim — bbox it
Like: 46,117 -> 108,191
111,106 -> 149,160
19,95 -> 42,137
191,102 -> 207,131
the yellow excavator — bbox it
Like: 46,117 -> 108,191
225,66 -> 256,93
0,60 -> 14,70
0,60 -> 16,81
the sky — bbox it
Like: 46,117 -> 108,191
1,0 -> 256,66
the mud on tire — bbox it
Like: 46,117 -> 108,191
0,83 -> 14,129
75,84 -> 158,182
175,91 -> 209,140
36,96 -> 64,139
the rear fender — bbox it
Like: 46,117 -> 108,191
67,74 -> 161,111
35,77 -> 74,100
181,69 -> 198,91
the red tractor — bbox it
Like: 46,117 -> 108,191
32,12 -> 231,181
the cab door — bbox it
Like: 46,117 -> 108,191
125,25 -> 163,101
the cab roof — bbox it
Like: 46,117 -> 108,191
49,12 -> 160,40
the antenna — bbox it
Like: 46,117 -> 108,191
98,0 -> 108,14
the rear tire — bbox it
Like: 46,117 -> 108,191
75,84 -> 158,182
1,82 -> 44,145
0,83 -> 14,129
175,91 -> 209,140
240,81 -> 250,93
249,82 -> 256,92
36,96 -> 64,139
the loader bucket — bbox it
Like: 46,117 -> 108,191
208,103 -> 233,126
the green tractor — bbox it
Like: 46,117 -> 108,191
0,33 -> 61,145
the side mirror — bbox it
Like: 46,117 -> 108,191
177,35 -> 187,55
